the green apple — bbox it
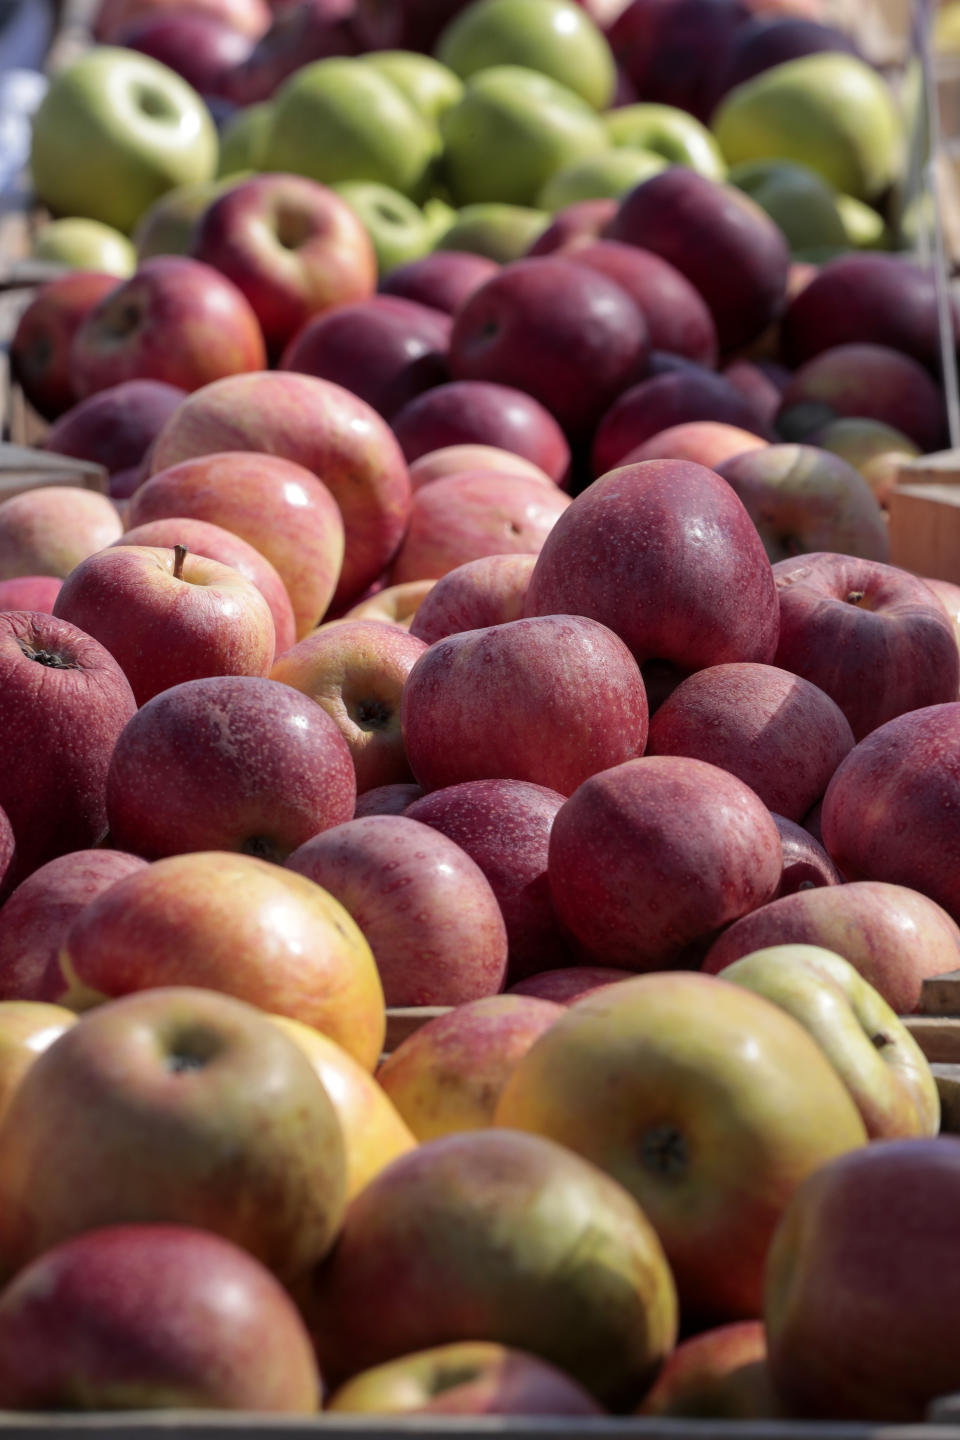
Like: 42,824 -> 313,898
538,148 -> 666,211
436,0 -> 616,111
334,182 -> 434,274
217,101 -> 273,177
30,218 -> 136,277
263,58 -> 438,200
30,48 -> 218,235
712,54 -> 903,203
440,65 -> 607,208
362,52 -> 463,125
728,159 -> 847,260
133,176 -> 244,260
606,104 -> 726,182
435,203 -> 549,261
836,194 -> 890,250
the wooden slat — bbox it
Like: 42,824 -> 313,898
888,483 -> 960,584
919,970 -> 960,1016
901,1016 -> 960,1064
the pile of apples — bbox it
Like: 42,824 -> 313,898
2,0 -> 960,1425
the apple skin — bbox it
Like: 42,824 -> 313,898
764,1138 -> 960,1420
0,1002 -> 77,1128
496,971 -> 867,1326
59,851 -> 385,1069
271,620 -> 428,793
328,1341 -> 604,1416
0,578 -> 61,614
70,257 -> 267,401
148,370 -> 412,609
281,295 -> 450,420
406,778 -> 578,979
771,813 -> 842,897
548,756 -> 782,970
646,662 -> 854,821
392,380 -> 570,485
54,545 -> 276,706
0,1223 -> 320,1412
401,615 -> 649,797
44,379 -> 186,484
608,0 -> 748,121
223,0 -> 359,106
285,815 -> 509,1006
524,460 -> 780,674
127,451 -> 344,639
592,368 -> 769,475
342,580 -> 435,631
507,967 -> 635,1003
408,445 -> 553,491
0,487 -> 122,582
113,8 -> 255,97
0,613 -> 137,887
379,250 -> 500,314
304,1128 -> 678,1408
0,850 -> 146,1005
10,272 -> 119,421
377,995 -> 563,1140
771,553 -> 960,741
820,703 -> 960,924
0,986 -> 347,1285
354,783 -> 423,817
702,880 -> 960,1015
105,675 -> 357,861
192,173 -> 377,356
409,554 -> 537,646
390,474 -> 570,584
624,421 -> 766,468
777,343 -> 948,453
449,257 -> 649,440
638,1321 -> 779,1419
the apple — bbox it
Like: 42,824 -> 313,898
286,815 -> 508,1005
0,1224 -> 320,1411
765,1138 -> 960,1419
771,813 -> 842,896
354,783 -> 424,817
0,986 -> 347,1283
607,0 -> 748,121
192,173 -> 377,356
70,257 -> 267,400
606,103 -> 726,180
305,1129 -> 678,1408
526,196 -> 616,255
30,48 -> 218,235
44,380 -> 186,491
10,271 -> 119,422
112,8 -> 254,97
327,1341 -> 603,1416
772,553 -> 960,740
507,968 -> 635,1003
408,445 -> 553,490
496,971 -> 866,1325
623,421 -> 766,468
435,203 -> 551,262
342,580 -> 435,630
537,150 -> 667,210
406,777 -> 578,978
807,417 -> 919,508
392,381 -> 571,484
714,444 -> 890,563
0,578 -> 62,614
148,371 -> 412,609
223,0 -> 358,106
0,850 -> 147,1005
30,218 -> 136,277
638,1321 -> 779,1418
409,554 -> 537,645
0,487 -> 121,582
776,343 -> 947,453
271,620 -> 428,793
379,250 -> 500,314
591,368 -> 770,474
94,0 -> 271,42
402,614 -> 648,796
281,296 -> 450,419
525,460 -> 780,675
702,880 -> 960,1015
0,1002 -> 77,1127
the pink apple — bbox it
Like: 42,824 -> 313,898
409,554 -> 537,646
391,381 -> 571,486
623,421 -> 767,469
44,380 -> 186,485
286,815 -> 509,1005
54,544 -> 276,705
112,8 -> 254,95
353,782 -> 423,817
771,813 -> 842,898
10,272 -> 119,421
193,174 -> 377,356
408,444 -> 554,491
401,614 -> 649,796
507,968 -> 635,1004
379,250 -> 500,315
0,487 -> 121,582
0,577 -> 62,613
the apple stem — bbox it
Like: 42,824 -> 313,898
173,545 -> 189,581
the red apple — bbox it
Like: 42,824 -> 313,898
777,343 -> 948,452
592,367 -> 770,474
379,250 -> 500,315
0,486 -> 122,582
10,271 -> 119,421
507,967 -> 635,1004
222,0 -> 358,106
286,815 -> 509,1005
112,8 -> 254,95
623,421 -> 767,468
639,1321 -> 779,1418
409,553 -> 537,646
770,813 -> 842,897
391,380 -> 571,486
0,577 -> 62,614
408,444 -> 553,490
44,380 -> 187,484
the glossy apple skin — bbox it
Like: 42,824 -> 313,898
391,380 -> 571,486
116,516 -> 297,655
820,703 -> 960,924
497,972 -> 867,1326
772,553 -> 960,741
10,271 -> 119,421
193,174 -> 377,356
149,370 -> 412,608
105,676 -> 356,862
409,554 -> 537,647
281,295 -> 450,419
408,444 -> 553,490
525,460 -> 780,673
272,620 -> 427,793
379,250 -> 501,314
0,577 -> 62,613
406,779 -> 577,979
638,1321 -> 779,1419
70,258 -> 267,400
0,614 -> 137,886
703,880 -> 960,1015
0,487 -> 121,582
286,815 -> 508,1006
0,987 -> 346,1284
0,851 -> 146,1004
0,1002 -> 77,1127
305,1129 -> 678,1409
390,474 -> 569,584
54,545 -> 276,706
0,1224 -> 320,1412
44,380 -> 186,482
778,343 -> 947,453
623,421 -> 766,468
548,756 -> 782,969
765,1138 -> 960,1420
402,615 -> 648,797
592,368 -> 769,474
608,0 -> 748,120
127,451 -> 344,638
113,8 -> 254,96
771,813 -> 842,897
646,662 -> 854,821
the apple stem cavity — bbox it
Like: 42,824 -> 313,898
173,544 -> 189,582
640,1122 -> 689,1179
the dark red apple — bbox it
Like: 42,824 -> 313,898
10,271 -> 119,421
379,251 -> 500,315
391,381 -> 571,485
